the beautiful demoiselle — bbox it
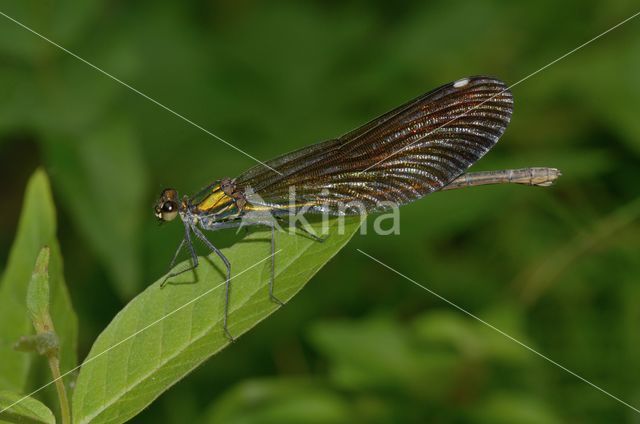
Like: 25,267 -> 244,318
154,76 -> 560,339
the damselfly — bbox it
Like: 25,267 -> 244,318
155,76 -> 560,340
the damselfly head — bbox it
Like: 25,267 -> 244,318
155,188 -> 180,222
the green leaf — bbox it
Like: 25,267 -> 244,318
0,170 -> 78,392
42,121 -> 149,298
473,392 -> 562,424
0,390 -> 55,424
412,310 -> 485,357
309,316 -> 423,391
204,378 -> 352,424
72,217 -> 361,424
26,247 -> 51,334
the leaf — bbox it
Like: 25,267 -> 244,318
72,217 -> 361,424
412,310 -> 485,357
473,392 -> 562,424
309,315 -> 423,391
26,247 -> 52,334
203,378 -> 352,424
0,170 -> 78,392
412,307 -> 532,365
42,121 -> 149,298
0,390 -> 55,424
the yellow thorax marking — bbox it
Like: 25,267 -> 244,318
195,185 -> 234,213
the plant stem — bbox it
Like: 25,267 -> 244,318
47,355 -> 71,424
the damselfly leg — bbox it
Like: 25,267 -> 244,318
160,223 -> 200,288
189,224 -> 234,340
161,218 -> 285,341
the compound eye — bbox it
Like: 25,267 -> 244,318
162,201 -> 176,212
160,200 -> 178,221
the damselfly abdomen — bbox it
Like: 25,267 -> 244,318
154,76 -> 560,340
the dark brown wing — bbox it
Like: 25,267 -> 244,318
236,76 -> 513,214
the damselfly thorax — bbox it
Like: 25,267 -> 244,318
154,76 -> 560,341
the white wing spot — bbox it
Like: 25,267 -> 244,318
453,78 -> 470,88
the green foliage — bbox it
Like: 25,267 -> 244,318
1,1 -> 639,423
71,218 -> 361,424
204,378 -> 351,424
26,247 -> 52,334
21,246 -> 71,424
0,391 -> 55,424
206,310 -> 562,423
42,122 -> 148,299
0,171 -> 77,393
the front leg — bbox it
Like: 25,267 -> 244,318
167,238 -> 185,271
161,224 -> 199,288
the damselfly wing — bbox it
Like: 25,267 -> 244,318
234,76 -> 512,214
155,76 -> 555,340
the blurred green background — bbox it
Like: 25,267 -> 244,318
1,0 -> 639,422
